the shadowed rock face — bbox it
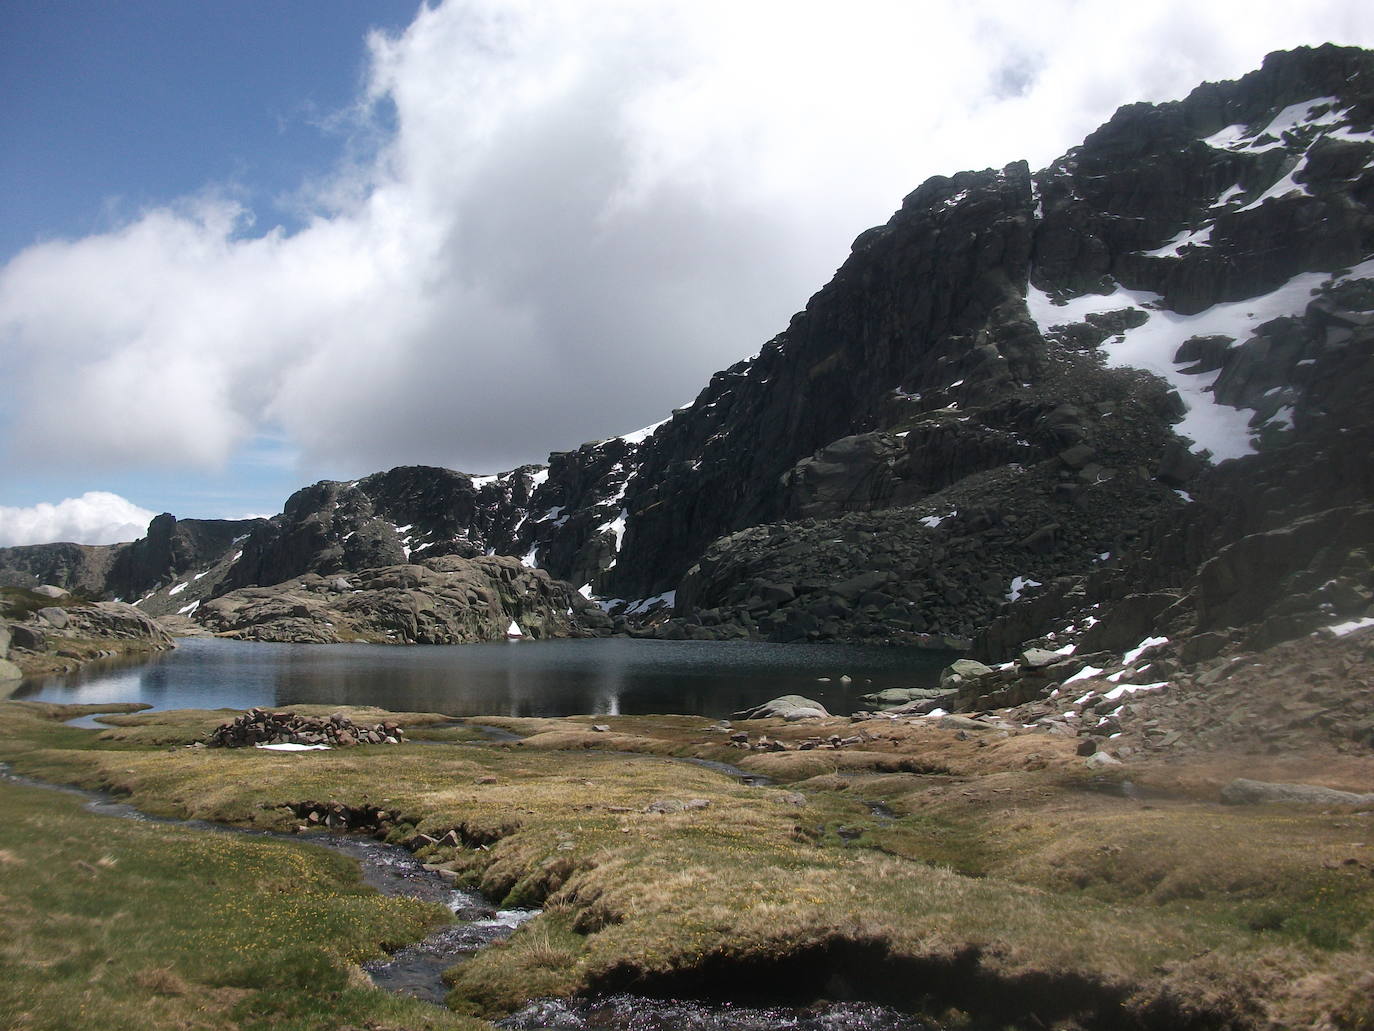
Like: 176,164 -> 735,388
0,515 -> 264,602
6,46 -> 1373,655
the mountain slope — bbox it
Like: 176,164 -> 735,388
6,44 -> 1373,659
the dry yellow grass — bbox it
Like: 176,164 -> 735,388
3,700 -> 1372,1029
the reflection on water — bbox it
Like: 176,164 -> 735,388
16,637 -> 953,719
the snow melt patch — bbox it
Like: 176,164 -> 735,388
603,510 -> 628,554
1144,225 -> 1213,258
1006,576 -> 1042,602
619,418 -> 670,446
1123,636 -> 1170,665
1103,681 -> 1169,702
1202,97 -> 1345,153
256,742 -> 331,752
626,590 -> 676,616
1064,665 -> 1105,684
1328,616 -> 1374,637
920,511 -> 955,529
507,620 -> 524,638
168,581 -> 188,596
177,600 -> 200,616
1032,259 -> 1374,462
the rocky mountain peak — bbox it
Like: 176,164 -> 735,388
6,45 -> 1373,658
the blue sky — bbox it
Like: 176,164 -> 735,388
3,1 -> 1374,546
1,2 -> 415,261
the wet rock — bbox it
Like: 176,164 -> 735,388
939,658 -> 995,692
1018,648 -> 1062,670
734,695 -> 831,721
1085,751 -> 1123,769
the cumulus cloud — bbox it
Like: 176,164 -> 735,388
2,0 -> 1373,482
0,492 -> 157,547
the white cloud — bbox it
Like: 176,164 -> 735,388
2,0 -> 1373,483
0,492 -> 157,547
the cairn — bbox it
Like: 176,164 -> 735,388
206,708 -> 405,748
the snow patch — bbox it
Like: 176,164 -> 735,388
1328,616 -> 1374,637
1006,576 -> 1042,602
1144,224 -> 1213,258
507,620 -> 524,638
1032,259 -> 1374,463
168,581 -> 188,596
177,600 -> 200,616
626,591 -> 676,616
1123,636 -> 1169,665
1103,681 -> 1169,702
618,418 -> 670,446
1064,665 -> 1105,684
256,742 -> 331,752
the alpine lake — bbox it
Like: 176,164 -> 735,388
13,635 -> 955,721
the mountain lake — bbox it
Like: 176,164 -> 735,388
13,636 -> 956,721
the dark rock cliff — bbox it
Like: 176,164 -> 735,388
0,514 -> 263,603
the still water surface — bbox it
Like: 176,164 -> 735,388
16,637 -> 951,718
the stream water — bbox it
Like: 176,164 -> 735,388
0,761 -> 937,1030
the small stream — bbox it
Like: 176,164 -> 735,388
1,754 -> 935,1030
499,996 -> 936,1029
0,762 -> 538,1005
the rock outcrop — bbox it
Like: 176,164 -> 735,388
0,586 -> 175,677
195,554 -> 611,645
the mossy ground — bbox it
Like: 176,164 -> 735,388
2,701 -> 1372,1029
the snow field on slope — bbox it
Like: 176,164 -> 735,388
1027,257 -> 1374,462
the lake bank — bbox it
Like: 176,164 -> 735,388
3,699 -> 1371,1029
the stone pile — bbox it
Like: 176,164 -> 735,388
279,799 -> 393,830
206,708 -> 404,748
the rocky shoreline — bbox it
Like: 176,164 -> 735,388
0,584 -> 174,685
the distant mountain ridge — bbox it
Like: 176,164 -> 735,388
5,44 -> 1373,655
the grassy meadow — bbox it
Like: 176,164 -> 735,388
0,700 -> 1371,1029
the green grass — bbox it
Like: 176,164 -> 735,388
0,779 -> 485,1031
